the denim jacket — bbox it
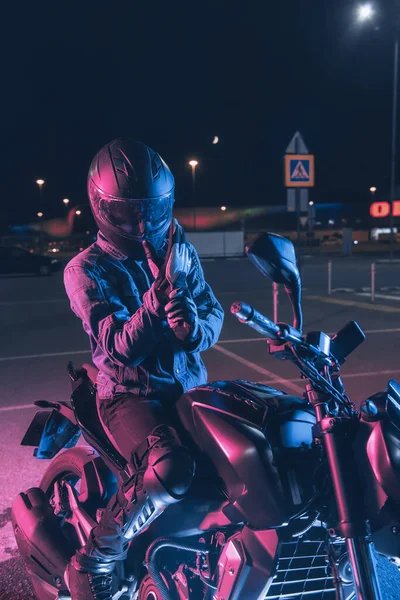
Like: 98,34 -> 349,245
63,231 -> 224,402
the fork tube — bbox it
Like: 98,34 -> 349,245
323,429 -> 382,599
345,537 -> 382,600
306,384 -> 382,600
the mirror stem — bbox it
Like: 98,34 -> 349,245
284,285 -> 303,332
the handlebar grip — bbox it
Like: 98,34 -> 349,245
231,301 -> 280,339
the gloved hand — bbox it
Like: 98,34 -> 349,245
164,288 -> 200,343
142,219 -> 192,306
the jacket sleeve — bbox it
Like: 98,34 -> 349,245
183,245 -> 224,353
64,264 -> 165,367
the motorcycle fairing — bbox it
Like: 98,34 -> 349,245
214,527 -> 279,600
21,409 -> 80,459
367,419 -> 400,503
176,380 -> 316,529
354,410 -> 400,560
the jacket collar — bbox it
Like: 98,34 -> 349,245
96,232 -> 128,261
96,231 -> 169,262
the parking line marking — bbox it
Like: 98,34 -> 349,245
2,368 -> 400,414
362,328 -> 400,334
258,368 -> 400,387
0,349 -> 91,362
217,328 -> 400,344
0,298 -> 67,306
219,337 -> 265,343
1,327 -> 400,363
305,296 -> 400,313
0,403 -> 35,413
212,344 -> 304,394
356,293 -> 400,301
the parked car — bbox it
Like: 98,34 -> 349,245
0,246 -> 62,275
321,232 -> 343,246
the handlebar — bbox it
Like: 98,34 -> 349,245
230,301 -> 280,339
231,300 -> 358,417
231,300 -> 304,345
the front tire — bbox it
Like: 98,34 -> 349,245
138,574 -> 178,600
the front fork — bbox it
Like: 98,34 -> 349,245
305,384 -> 382,600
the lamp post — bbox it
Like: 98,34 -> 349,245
63,198 -> 70,209
390,40 -> 399,257
357,4 -> 398,257
188,160 -> 199,231
37,211 -> 44,253
36,179 -> 45,212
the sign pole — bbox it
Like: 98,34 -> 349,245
296,189 -> 301,244
285,132 -> 314,265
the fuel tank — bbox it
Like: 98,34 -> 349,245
176,380 -> 316,529
354,398 -> 400,560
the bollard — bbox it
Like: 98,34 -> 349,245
273,282 -> 279,323
328,261 -> 332,296
371,263 -> 375,303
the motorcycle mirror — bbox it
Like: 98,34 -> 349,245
245,232 -> 303,331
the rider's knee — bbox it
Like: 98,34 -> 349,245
145,425 -> 195,502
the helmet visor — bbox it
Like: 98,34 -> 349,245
98,194 -> 173,241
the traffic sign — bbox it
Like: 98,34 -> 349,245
299,216 -> 308,227
285,154 -> 315,188
286,131 -> 309,154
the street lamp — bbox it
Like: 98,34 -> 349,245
188,160 -> 199,230
220,205 -> 227,211
75,209 -> 82,216
357,3 -> 374,21
358,4 -> 398,257
369,186 -> 377,194
37,212 -> 43,218
63,198 -> 70,205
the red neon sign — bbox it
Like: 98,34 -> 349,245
369,201 -> 400,218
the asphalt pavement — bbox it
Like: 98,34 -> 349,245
1,254 -> 400,599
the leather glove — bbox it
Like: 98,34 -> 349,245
142,219 -> 192,305
164,288 -> 200,343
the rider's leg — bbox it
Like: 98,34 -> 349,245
66,394 -> 195,600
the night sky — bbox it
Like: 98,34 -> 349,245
1,0 -> 398,228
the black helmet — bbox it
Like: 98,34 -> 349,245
88,138 -> 175,255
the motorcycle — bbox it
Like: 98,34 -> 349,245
11,232 -> 400,600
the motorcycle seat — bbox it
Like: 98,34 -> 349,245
71,365 -> 128,472
82,362 -> 99,385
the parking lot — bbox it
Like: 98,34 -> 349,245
1,254 -> 400,599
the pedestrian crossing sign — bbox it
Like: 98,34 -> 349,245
285,154 -> 315,187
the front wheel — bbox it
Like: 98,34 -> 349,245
138,574 -> 183,600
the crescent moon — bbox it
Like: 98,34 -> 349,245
212,136 -> 219,145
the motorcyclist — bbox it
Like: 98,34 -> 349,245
63,138 -> 224,600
